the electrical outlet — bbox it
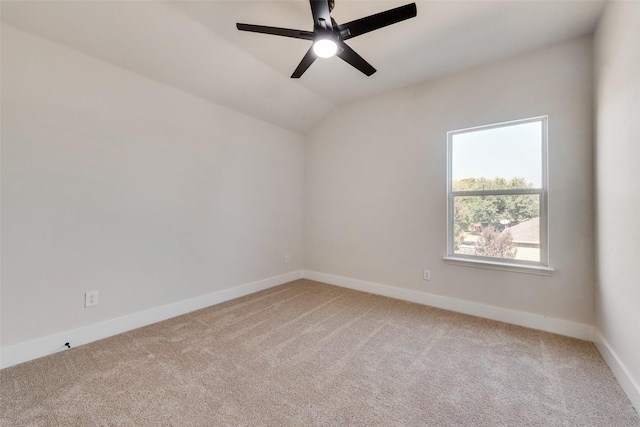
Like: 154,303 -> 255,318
423,270 -> 431,281
85,290 -> 99,307
285,255 -> 291,263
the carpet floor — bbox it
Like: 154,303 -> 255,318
1,279 -> 639,426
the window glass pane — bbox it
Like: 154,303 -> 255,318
452,121 -> 542,189
453,194 -> 540,262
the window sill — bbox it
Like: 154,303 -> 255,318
442,256 -> 555,276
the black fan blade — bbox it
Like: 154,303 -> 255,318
291,46 -> 318,78
336,41 -> 376,76
310,0 -> 333,30
236,23 -> 314,40
336,3 -> 417,41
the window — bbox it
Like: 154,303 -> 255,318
445,117 -> 552,274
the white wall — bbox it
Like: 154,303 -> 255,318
594,0 -> 640,407
1,26 -> 304,348
305,37 -> 595,325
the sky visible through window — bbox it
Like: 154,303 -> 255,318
452,121 -> 542,188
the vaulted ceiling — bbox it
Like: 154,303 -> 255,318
1,1 -> 606,134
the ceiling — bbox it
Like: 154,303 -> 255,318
1,1 -> 606,134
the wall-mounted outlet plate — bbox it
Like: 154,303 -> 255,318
85,290 -> 99,307
285,255 -> 291,263
423,270 -> 431,281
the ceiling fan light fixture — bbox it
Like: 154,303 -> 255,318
237,1 -> 417,77
313,38 -> 338,58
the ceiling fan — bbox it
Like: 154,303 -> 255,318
236,0 -> 417,78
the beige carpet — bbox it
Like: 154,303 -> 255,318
1,279 -> 638,426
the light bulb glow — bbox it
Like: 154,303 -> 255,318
313,39 -> 337,58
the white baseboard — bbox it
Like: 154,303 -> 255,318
0,270 -> 303,369
593,329 -> 640,413
302,270 -> 593,341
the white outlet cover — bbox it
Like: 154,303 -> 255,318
85,291 -> 99,307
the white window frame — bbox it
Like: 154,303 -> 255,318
443,116 -> 554,275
